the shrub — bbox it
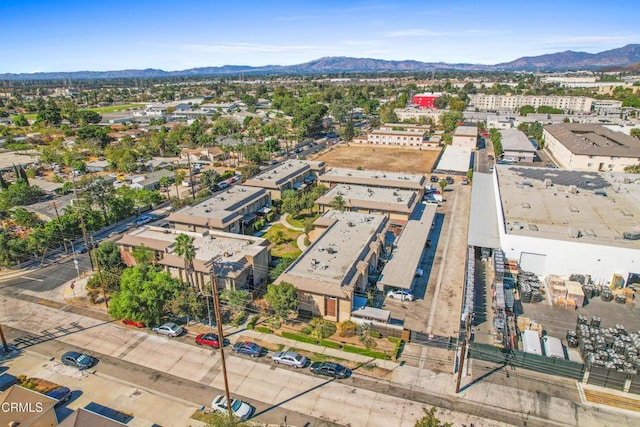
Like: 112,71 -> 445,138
338,320 -> 358,337
300,326 -> 313,335
232,310 -> 247,327
281,331 -> 318,344
342,345 -> 390,360
370,330 -> 382,339
247,314 -> 259,330
303,237 -> 311,246
310,318 -> 337,340
319,339 -> 342,349
266,211 -> 275,223
255,326 -> 273,334
388,337 -> 403,361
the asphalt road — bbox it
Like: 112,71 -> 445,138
0,254 -> 91,295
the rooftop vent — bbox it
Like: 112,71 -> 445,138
347,221 -> 355,227
623,232 -> 640,240
544,179 -> 553,188
569,185 -> 578,194
568,227 -> 581,238
521,203 -> 531,209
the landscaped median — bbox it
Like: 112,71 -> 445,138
280,330 -> 401,361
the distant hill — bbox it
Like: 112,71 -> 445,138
600,62 -> 640,72
1,44 -> 639,80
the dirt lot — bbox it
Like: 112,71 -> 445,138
314,144 -> 440,174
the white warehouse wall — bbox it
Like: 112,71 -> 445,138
492,170 -> 640,283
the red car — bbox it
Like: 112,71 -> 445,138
121,319 -> 146,328
195,333 -> 221,348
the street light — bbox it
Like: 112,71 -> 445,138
64,239 -> 81,280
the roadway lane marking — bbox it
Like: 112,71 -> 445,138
21,276 -> 44,282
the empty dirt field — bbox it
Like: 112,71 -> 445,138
314,145 -> 440,174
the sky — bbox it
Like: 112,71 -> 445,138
1,0 -> 639,73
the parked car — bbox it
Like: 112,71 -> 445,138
61,351 -> 96,370
195,333 -> 221,348
136,215 -> 152,226
232,341 -> 265,358
415,268 -> 424,277
271,351 -> 308,368
152,322 -> 184,337
46,386 -> 72,407
211,395 -> 254,420
122,319 -> 146,328
445,176 -> 454,185
461,177 -> 469,185
310,361 -> 351,379
430,175 -> 439,182
387,289 -> 415,301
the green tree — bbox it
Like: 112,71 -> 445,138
281,189 -> 303,218
268,256 -> 296,282
519,105 -> 535,116
0,180 -> 45,211
12,115 -> 28,126
132,245 -> 156,265
199,169 -> 217,189
438,179 -> 447,193
221,289 -> 249,313
159,176 -> 172,196
330,194 -> 346,211
439,111 -> 463,133
96,241 -> 125,272
11,208 -> 42,228
174,233 -> 196,287
414,407 -> 452,427
265,281 -> 298,320
174,170 -> 186,199
630,128 -> 640,139
166,286 -> 203,325
108,265 -> 183,326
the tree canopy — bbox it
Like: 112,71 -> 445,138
265,281 -> 298,320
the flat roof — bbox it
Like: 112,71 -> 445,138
319,168 -> 425,190
316,184 -> 417,214
378,203 -> 437,290
278,211 -> 387,297
117,226 -> 266,274
0,151 -> 38,170
544,123 -> 640,157
435,145 -> 472,173
243,159 -> 310,190
501,128 -> 537,153
454,125 -> 478,137
369,129 -> 426,137
166,185 -> 267,228
468,173 -> 501,248
497,165 -> 640,249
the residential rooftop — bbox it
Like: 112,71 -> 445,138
501,128 -> 537,152
117,226 -> 267,274
243,159 -> 312,189
496,165 -> 640,249
544,123 -> 640,157
280,211 -> 387,296
454,125 -> 478,136
166,185 -> 267,228
316,184 -> 417,214
319,168 -> 425,190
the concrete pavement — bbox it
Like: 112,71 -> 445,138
2,291 -> 640,426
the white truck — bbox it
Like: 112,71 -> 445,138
522,330 -> 542,356
542,336 -> 565,360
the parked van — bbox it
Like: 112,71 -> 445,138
542,336 -> 565,360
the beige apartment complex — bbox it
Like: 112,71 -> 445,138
469,94 -> 594,113
243,159 -> 325,199
543,123 -> 640,172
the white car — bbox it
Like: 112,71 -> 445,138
136,215 -> 152,226
387,290 -> 414,301
271,351 -> 308,368
211,395 -> 254,420
152,322 -> 184,337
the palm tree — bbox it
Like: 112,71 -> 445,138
174,170 -> 186,200
159,176 -> 172,198
174,233 -> 196,289
330,195 -> 347,211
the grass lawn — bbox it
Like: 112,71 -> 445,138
263,223 -> 303,258
289,347 -> 348,364
12,103 -> 144,122
286,212 -> 319,229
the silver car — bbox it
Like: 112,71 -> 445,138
387,289 -> 415,301
271,351 -> 308,368
211,395 -> 254,420
152,322 -> 184,337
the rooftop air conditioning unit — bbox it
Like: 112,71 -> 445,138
569,185 -> 578,194
544,179 -> 552,188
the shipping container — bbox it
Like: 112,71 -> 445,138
542,336 -> 565,360
522,329 -> 542,356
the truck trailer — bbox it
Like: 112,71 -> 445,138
522,329 -> 542,356
542,336 -> 565,360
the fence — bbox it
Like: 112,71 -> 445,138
409,330 -> 458,351
469,342 -> 585,380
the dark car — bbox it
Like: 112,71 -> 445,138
445,176 -> 454,185
46,387 -> 72,407
310,361 -> 351,378
232,341 -> 264,358
122,319 -> 146,328
61,351 -> 96,370
430,175 -> 439,183
196,333 -> 221,348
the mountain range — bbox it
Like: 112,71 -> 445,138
2,44 -> 639,81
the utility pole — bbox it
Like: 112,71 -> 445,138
0,324 -> 9,354
90,236 -> 108,308
209,266 -> 233,419
71,172 -> 94,271
455,312 -> 472,393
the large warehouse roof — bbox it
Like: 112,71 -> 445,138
501,128 -> 537,153
496,165 -> 640,249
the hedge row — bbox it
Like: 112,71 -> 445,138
255,326 -> 273,334
342,344 -> 391,360
281,331 -> 317,344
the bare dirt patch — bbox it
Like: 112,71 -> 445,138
315,145 -> 440,174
